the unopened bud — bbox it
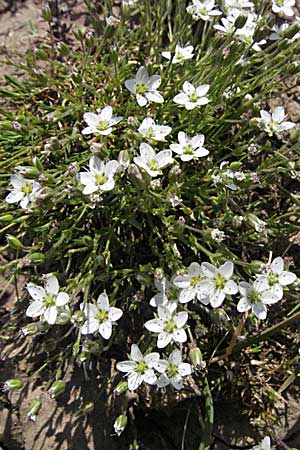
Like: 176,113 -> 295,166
113,414 -> 128,436
49,380 -> 66,398
73,27 -> 86,40
127,164 -> 147,189
35,48 -> 48,60
250,260 -> 264,273
234,15 -> 247,29
282,24 -> 300,39
0,214 -> 14,223
57,42 -> 70,56
41,4 -> 52,21
189,347 -> 204,369
4,379 -> 24,391
33,156 -> 43,171
27,399 -> 42,421
6,234 -> 23,250
115,381 -> 128,395
21,323 -> 39,336
82,401 -> 94,414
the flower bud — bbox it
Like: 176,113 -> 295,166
127,164 -> 147,189
57,42 -> 70,56
73,27 -> 86,40
6,234 -> 23,250
28,253 -> 46,264
21,323 -> 39,336
27,399 -> 42,421
4,379 -> 24,391
113,414 -> 128,436
250,260 -> 264,273
189,347 -> 204,368
118,150 -> 130,172
82,401 -> 94,414
35,48 -> 49,60
115,381 -> 128,395
282,24 -> 300,39
49,380 -> 66,398
41,3 -> 52,21
33,156 -> 43,171
234,15 -> 247,29
0,214 -> 14,223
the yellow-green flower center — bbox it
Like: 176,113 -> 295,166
191,275 -> 201,288
136,83 -> 147,95
97,120 -> 108,131
164,320 -> 176,334
22,183 -> 32,195
214,273 -> 226,290
136,360 -> 147,374
148,159 -> 158,171
146,128 -> 154,138
167,363 -> 178,378
175,52 -> 183,60
249,290 -> 260,304
43,294 -> 55,307
190,92 -> 198,102
184,144 -> 194,155
96,310 -> 108,323
95,174 -> 108,185
268,273 -> 278,286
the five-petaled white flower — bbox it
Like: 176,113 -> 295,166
144,302 -> 188,348
199,261 -> 238,308
78,156 -> 118,194
153,348 -> 192,390
133,143 -> 173,177
82,106 -> 122,135
138,117 -> 172,141
81,292 -> 123,339
125,66 -> 164,107
272,0 -> 295,16
26,275 -> 69,325
6,174 -> 41,210
162,45 -> 194,64
186,0 -> 221,21
174,82 -> 210,110
170,131 -> 209,161
258,256 -> 297,300
116,344 -> 159,391
173,262 -> 209,304
237,278 -> 279,320
256,106 -> 295,135
253,436 -> 271,450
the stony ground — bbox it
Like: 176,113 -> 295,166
0,2 -> 300,449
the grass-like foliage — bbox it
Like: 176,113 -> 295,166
0,0 -> 300,448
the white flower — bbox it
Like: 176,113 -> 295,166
133,143 -> 173,177
26,275 -> 69,325
162,45 -> 194,64
173,82 -> 210,110
233,12 -> 267,51
81,292 -> 123,339
269,23 -> 290,40
153,348 -> 192,390
187,0 -> 221,21
222,0 -> 254,11
82,106 -> 122,135
214,15 -> 236,34
78,156 -> 118,194
106,15 -> 121,26
211,228 -> 226,242
170,131 -> 209,161
253,436 -> 271,450
144,303 -> 188,348
116,344 -> 159,391
122,0 -> 138,5
125,66 -> 164,107
173,262 -> 209,304
199,261 -> 238,308
258,256 -> 297,300
237,279 -> 279,320
138,117 -> 172,141
150,276 -> 179,307
256,106 -> 295,135
272,0 -> 295,16
6,174 -> 41,210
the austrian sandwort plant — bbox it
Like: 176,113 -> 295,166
0,0 -> 300,448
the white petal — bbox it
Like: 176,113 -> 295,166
237,297 -> 251,313
157,373 -> 170,388
147,75 -> 161,90
10,174 -> 24,189
144,318 -> 164,333
188,262 -> 202,277
83,112 -> 100,127
271,257 -> 284,274
44,306 -> 57,325
279,271 -> 296,286
143,369 -> 157,385
153,360 -> 169,373
170,374 -> 183,390
99,106 -> 113,122
173,311 -> 188,328
173,93 -> 189,105
135,66 -> 149,83
98,320 -> 112,339
252,303 -> 267,320
136,94 -> 148,107
146,91 -> 164,104
158,305 -> 171,321
157,332 -> 172,348
128,371 -> 142,391
156,150 -> 173,168
173,328 -> 187,343
201,262 -> 217,278
45,275 -> 59,295
238,282 -> 251,296
183,81 -> 195,94
83,303 -> 98,317
262,291 -> 280,305
125,79 -> 136,93
81,318 -> 99,334
27,284 -> 45,301
90,155 -> 103,173
108,307 -> 123,322
6,190 -> 23,204
272,106 -> 285,123
224,280 -> 238,295
56,292 -> 69,306
81,126 -> 95,135
130,344 -> 143,362
169,348 -> 182,365
178,362 -> 192,377
219,261 -> 234,279
144,352 -> 160,366
26,300 -> 44,317
116,360 -> 136,373
210,289 -> 225,308
161,51 -> 171,60
269,284 -> 283,300
254,277 -> 269,293
97,292 -> 109,311
196,84 -> 210,96
173,275 -> 190,289
140,142 -> 155,160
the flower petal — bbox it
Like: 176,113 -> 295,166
128,371 -> 142,391
108,307 -> 123,322
97,292 -> 109,311
157,332 -> 172,348
143,369 -> 157,385
44,306 -> 57,325
116,360 -> 136,373
27,284 -> 45,301
26,300 -> 44,317
98,320 -> 112,339
219,261 -> 234,279
45,275 -> 59,296
130,344 -> 143,362
56,292 -> 69,306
